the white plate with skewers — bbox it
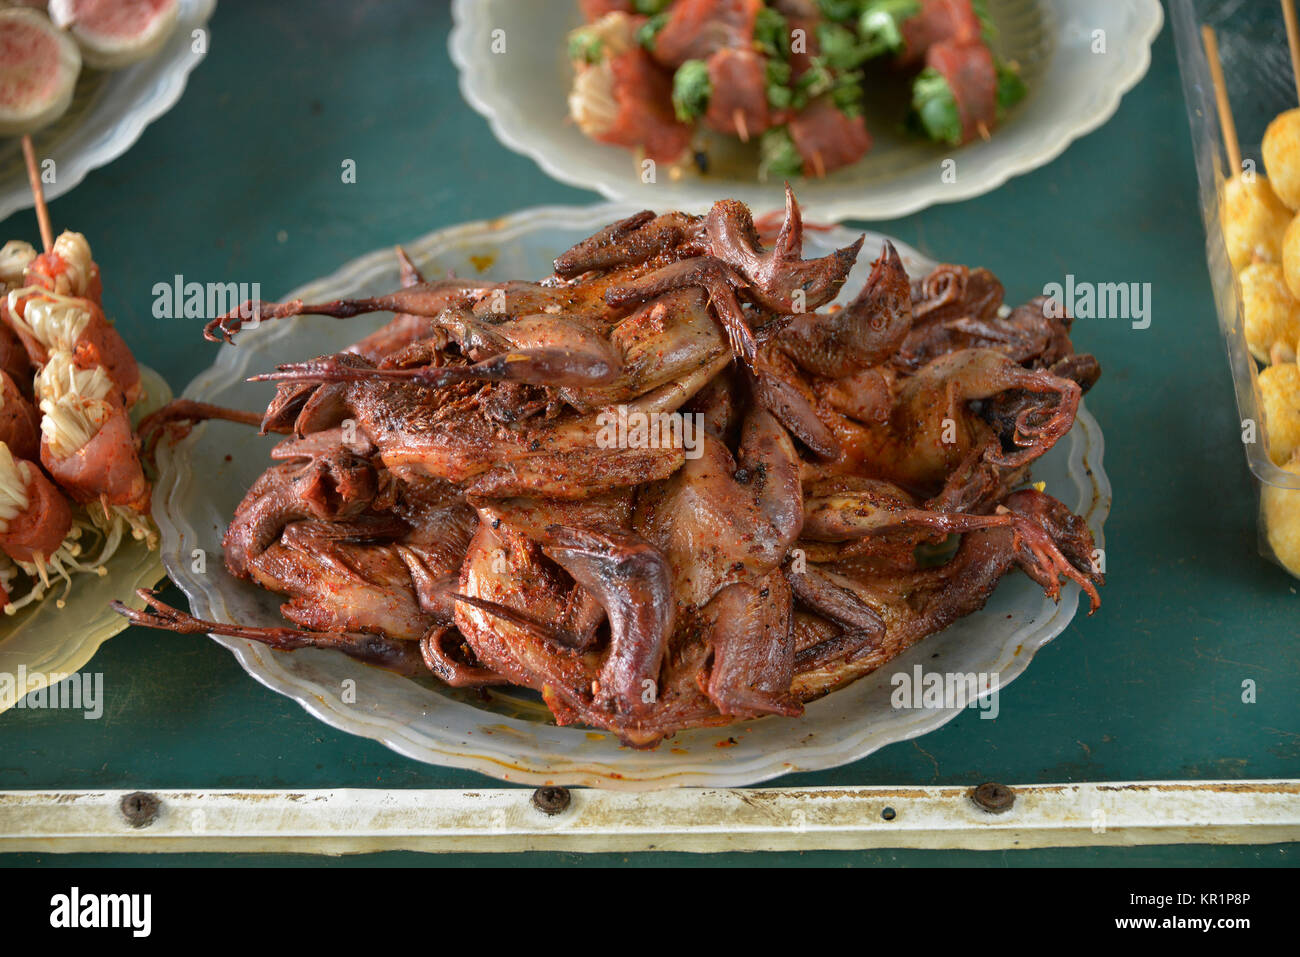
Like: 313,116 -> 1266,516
450,0 -> 1162,219
0,199 -> 172,712
0,0 -> 215,224
150,203 -> 1111,790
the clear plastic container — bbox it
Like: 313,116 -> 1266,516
1171,0 -> 1300,577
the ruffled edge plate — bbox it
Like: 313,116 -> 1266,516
449,0 -> 1161,220
0,0 -> 216,224
152,203 -> 1110,789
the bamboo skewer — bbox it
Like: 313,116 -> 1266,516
20,135 -> 52,254
1202,25 -> 1243,177
810,148 -> 826,180
1284,0 -> 1300,104
733,108 -> 749,143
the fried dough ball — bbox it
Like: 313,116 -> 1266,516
1240,262 -> 1300,363
1261,454 -> 1300,577
1259,362 -> 1300,464
1263,108 -> 1300,210
1284,212 -> 1300,300
1222,174 -> 1292,271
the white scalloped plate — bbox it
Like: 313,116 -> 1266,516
0,366 -> 172,713
449,0 -> 1161,219
0,0 -> 215,224
153,204 -> 1110,789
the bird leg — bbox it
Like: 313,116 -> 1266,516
137,399 -> 267,464
112,589 -> 428,676
204,279 -> 498,344
251,346 -> 621,391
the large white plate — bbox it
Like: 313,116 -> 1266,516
0,366 -> 172,713
0,0 -> 215,224
153,204 -> 1110,789
449,0 -> 1161,219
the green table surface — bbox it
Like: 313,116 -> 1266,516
0,0 -> 1295,867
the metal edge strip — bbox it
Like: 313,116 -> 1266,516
0,781 -> 1294,854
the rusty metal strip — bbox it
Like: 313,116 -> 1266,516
0,781 -> 1296,854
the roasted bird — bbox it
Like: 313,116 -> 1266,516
121,188 -> 1102,748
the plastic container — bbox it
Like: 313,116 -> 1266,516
1172,0 -> 1300,577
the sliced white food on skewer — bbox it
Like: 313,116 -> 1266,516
48,0 -> 178,71
0,8 -> 81,136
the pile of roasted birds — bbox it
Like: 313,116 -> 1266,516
122,188 -> 1102,748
